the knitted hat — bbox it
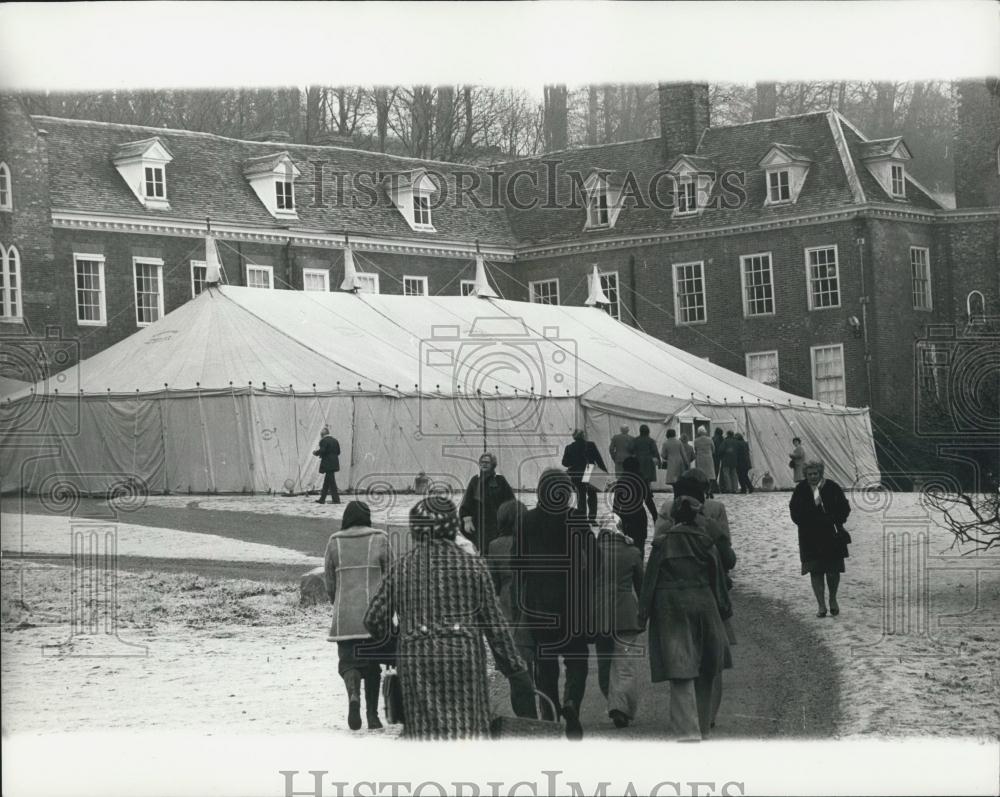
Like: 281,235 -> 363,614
409,496 -> 459,541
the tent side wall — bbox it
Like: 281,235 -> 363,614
1,392 -> 582,496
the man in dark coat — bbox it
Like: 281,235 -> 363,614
313,426 -> 341,504
631,424 -> 661,521
459,451 -> 515,554
514,468 -> 596,739
719,431 -> 739,494
711,428 -> 725,493
734,433 -> 754,494
562,429 -> 608,524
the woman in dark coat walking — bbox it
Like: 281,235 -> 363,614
363,497 -> 531,739
594,512 -> 644,728
460,451 -> 515,554
324,501 -> 392,730
612,455 -> 651,557
631,425 -> 661,521
639,495 -> 732,741
789,459 -> 851,617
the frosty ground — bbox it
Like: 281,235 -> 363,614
2,490 -> 997,740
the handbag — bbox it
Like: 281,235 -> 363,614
788,458 -> 796,469
489,689 -> 564,739
835,523 -> 853,545
381,667 -> 404,725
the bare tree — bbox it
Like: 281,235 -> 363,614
924,485 -> 1000,553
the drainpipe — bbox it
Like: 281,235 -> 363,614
856,234 -> 874,408
628,254 -> 638,326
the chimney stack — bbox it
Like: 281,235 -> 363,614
658,83 -> 710,162
953,78 -> 1000,209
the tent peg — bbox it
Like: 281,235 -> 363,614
262,382 -> 267,391
357,382 -> 362,391
335,381 -> 340,390
196,382 -> 201,388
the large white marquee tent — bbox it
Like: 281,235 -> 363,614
1,285 -> 879,496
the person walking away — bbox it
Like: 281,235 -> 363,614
639,495 -> 732,741
609,425 -> 635,478
613,455 -> 651,557
632,424 -> 661,522
562,429 -> 609,524
734,433 -> 754,494
364,497 -> 532,739
680,434 -> 696,468
514,468 -> 595,739
313,426 -> 341,504
594,512 -> 644,729
487,499 -> 537,718
789,437 -> 807,483
324,501 -> 392,730
460,451 -> 515,554
719,431 -> 739,494
789,459 -> 851,618
661,429 -> 690,489
693,428 -> 717,496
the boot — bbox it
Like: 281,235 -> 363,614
364,670 -> 383,730
343,669 -> 362,731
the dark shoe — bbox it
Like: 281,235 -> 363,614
830,602 -> 840,616
315,499 -> 325,504
347,700 -> 362,731
562,701 -> 583,740
609,709 -> 629,729
817,608 -> 828,618
366,711 -> 383,730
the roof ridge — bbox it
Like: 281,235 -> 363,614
28,114 -> 501,173
494,135 -> 661,166
706,109 -> 832,130
825,110 -> 867,204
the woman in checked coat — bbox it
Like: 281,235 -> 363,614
363,496 -> 531,740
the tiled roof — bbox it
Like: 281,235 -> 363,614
34,116 -> 518,246
241,151 -> 296,177
113,136 -> 172,161
765,143 -> 814,162
840,126 -> 941,210
857,137 -> 907,160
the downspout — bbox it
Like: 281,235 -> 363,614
856,232 -> 874,409
628,254 -> 638,326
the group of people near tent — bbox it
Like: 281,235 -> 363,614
320,424 -> 852,740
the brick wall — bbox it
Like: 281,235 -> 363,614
954,80 -> 1000,209
941,217 -> 1000,323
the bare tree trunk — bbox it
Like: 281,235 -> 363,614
435,86 -> 456,159
374,87 -> 392,153
602,84 -> 615,142
587,85 -> 598,145
411,86 -> 433,158
874,81 -> 898,135
462,86 -> 475,150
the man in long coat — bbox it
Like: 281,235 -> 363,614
609,425 -> 635,478
459,452 -> 515,554
313,426 -> 341,504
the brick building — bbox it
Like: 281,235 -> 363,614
1,82 -> 997,460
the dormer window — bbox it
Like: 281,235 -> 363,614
276,180 -> 294,211
113,137 -> 173,210
768,170 -> 790,203
243,152 -> 301,219
758,144 -> 812,206
383,169 -> 437,232
890,164 -> 906,197
582,171 -> 624,230
668,156 -> 715,217
858,137 -> 912,201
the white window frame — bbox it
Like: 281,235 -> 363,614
190,260 -> 207,298
302,268 -> 330,292
745,350 -> 780,388
675,178 -> 698,216
460,279 -> 476,296
355,273 -> 380,294
74,253 -> 107,326
910,247 -> 932,311
144,164 -> 166,200
0,162 -> 11,211
890,163 -> 906,198
275,180 -> 295,211
740,252 -> 776,317
246,263 -> 274,290
403,275 -> 429,296
587,180 -> 610,228
599,270 -> 621,321
132,257 -> 165,327
810,343 -> 847,406
805,244 -> 841,311
412,195 -> 432,228
672,260 -> 707,326
528,278 -> 560,305
1,243 -> 22,321
767,169 -> 791,204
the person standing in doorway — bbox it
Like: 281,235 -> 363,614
609,425 -> 635,478
632,424 -> 661,522
735,433 -> 754,494
789,437 -> 807,483
460,452 -> 515,554
693,427 -> 717,496
313,426 -> 341,504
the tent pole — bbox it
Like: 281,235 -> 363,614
482,399 -> 487,454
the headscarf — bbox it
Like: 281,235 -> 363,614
341,500 -> 372,530
409,495 -> 460,542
